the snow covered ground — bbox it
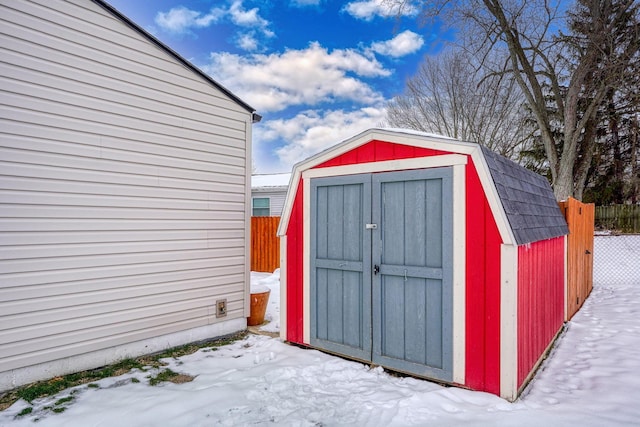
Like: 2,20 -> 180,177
1,235 -> 639,426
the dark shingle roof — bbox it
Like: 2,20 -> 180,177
480,146 -> 568,245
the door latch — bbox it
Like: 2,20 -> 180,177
365,223 -> 378,230
374,265 -> 380,275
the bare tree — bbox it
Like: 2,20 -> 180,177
387,0 -> 640,200
385,49 -> 531,159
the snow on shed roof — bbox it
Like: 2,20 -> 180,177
480,146 -> 568,245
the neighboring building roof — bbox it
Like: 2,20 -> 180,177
93,0 -> 260,122
480,146 -> 568,245
251,173 -> 291,190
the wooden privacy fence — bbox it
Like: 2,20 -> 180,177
559,198 -> 594,321
595,204 -> 640,233
251,216 -> 280,273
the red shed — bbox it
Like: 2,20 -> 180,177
276,128 -> 568,401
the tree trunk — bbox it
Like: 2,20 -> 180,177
554,161 -> 575,200
573,116 -> 598,201
632,116 -> 639,204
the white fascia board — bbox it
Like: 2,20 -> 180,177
276,166 -> 304,236
468,149 -> 516,246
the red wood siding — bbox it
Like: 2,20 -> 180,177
464,160 -> 502,395
286,181 -> 304,344
517,237 -> 565,387
315,140 -> 450,167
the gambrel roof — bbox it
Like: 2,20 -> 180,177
278,128 -> 568,245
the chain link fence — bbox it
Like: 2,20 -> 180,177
593,234 -> 640,285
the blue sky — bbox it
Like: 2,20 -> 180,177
106,0 -> 451,173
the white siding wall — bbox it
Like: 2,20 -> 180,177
0,0 -> 252,388
268,191 -> 287,216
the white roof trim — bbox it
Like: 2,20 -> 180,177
301,154 -> 467,179
276,128 -> 515,245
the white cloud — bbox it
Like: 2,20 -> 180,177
203,42 -> 391,112
370,30 -> 424,57
256,107 -> 387,168
228,0 -> 270,30
343,0 -> 417,21
155,1 -> 272,49
237,32 -> 259,51
155,6 -> 223,34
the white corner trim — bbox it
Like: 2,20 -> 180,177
452,163 -> 466,385
244,118 -> 253,317
301,154 -> 467,180
277,169 -> 301,237
302,177 -> 311,345
279,235 -> 288,341
500,244 -> 519,401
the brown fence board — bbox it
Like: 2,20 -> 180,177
251,216 -> 280,273
595,204 -> 640,233
559,198 -> 594,320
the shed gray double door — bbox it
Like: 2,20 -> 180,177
310,168 -> 453,382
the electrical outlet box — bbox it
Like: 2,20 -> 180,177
216,299 -> 227,318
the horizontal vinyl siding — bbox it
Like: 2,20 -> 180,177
0,0 -> 251,373
269,192 -> 287,216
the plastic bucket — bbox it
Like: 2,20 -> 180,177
247,289 -> 271,326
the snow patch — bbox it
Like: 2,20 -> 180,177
3,237 -> 639,426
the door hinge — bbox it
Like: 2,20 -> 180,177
374,265 -> 380,275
